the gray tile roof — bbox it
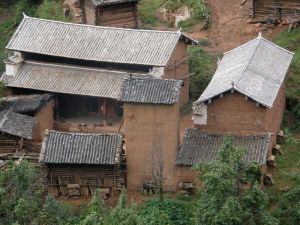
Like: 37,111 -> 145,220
176,128 -> 271,166
0,94 -> 53,113
91,0 -> 137,6
6,15 -> 197,67
196,34 -> 294,108
119,77 -> 182,104
0,110 -> 36,139
40,131 -> 123,165
2,61 -> 141,99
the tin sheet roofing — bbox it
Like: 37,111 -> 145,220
3,61 -> 135,99
176,128 -> 271,166
0,110 -> 36,139
6,16 -> 197,67
196,34 -> 294,108
119,77 -> 182,104
40,131 -> 123,165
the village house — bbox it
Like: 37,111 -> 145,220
63,0 -> 138,28
3,15 -> 196,107
119,77 -> 182,191
39,131 -> 125,197
0,94 -> 54,155
249,0 -> 300,23
176,34 -> 293,186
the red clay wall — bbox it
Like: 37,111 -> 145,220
124,103 -> 180,191
33,99 -> 55,142
196,85 -> 285,153
164,41 -> 189,103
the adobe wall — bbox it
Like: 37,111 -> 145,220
124,103 -> 180,191
83,0 -> 97,25
196,92 -> 269,134
196,87 -> 286,154
175,166 -> 197,184
164,41 -> 189,103
265,82 -> 286,148
33,99 -> 55,142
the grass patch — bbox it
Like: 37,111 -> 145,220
265,140 -> 300,207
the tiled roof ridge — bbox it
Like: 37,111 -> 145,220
6,14 -> 197,51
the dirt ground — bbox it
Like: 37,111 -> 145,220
188,0 -> 286,53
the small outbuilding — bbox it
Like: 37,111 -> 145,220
249,0 -> 300,23
176,128 -> 272,184
40,131 -> 125,197
0,110 -> 36,154
82,0 -> 138,28
193,34 -> 294,153
0,94 -> 54,154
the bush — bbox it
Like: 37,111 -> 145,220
277,186 -> 300,225
140,199 -> 191,225
138,0 -> 163,25
188,45 -> 216,100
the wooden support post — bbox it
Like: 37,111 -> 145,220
103,100 -> 107,126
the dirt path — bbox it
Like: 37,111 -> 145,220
188,0 -> 285,53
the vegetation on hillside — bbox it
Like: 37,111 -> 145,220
0,0 -> 70,72
2,139 -> 300,224
138,0 -> 209,30
188,42 -> 217,100
273,27 -> 300,131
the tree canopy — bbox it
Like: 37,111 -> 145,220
193,137 -> 279,225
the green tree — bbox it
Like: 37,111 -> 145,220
0,160 -> 44,225
188,46 -> 216,100
79,189 -> 107,225
106,188 -> 140,225
194,137 -> 278,225
138,206 -> 171,225
277,185 -> 300,225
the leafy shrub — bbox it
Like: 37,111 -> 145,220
277,186 -> 300,225
140,199 -> 191,225
0,160 -> 45,225
188,45 -> 216,100
33,195 -> 78,225
138,0 -> 163,25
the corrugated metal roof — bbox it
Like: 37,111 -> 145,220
91,0 -> 137,6
2,61 -> 137,99
0,110 -> 36,139
40,131 -> 123,165
176,128 -> 271,166
119,77 -> 182,104
196,34 -> 294,108
6,16 -> 197,67
0,94 -> 53,113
